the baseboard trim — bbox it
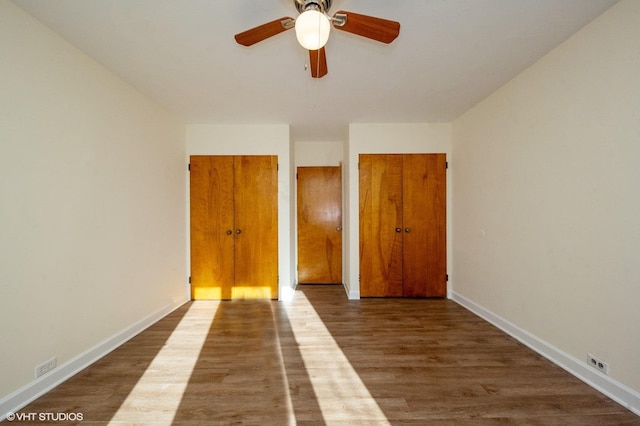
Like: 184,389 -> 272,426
451,291 -> 640,417
345,283 -> 359,300
0,299 -> 188,421
280,283 -> 297,302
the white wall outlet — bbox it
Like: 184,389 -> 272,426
34,357 -> 57,378
587,353 -> 609,375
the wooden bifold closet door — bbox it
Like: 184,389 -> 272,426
190,155 -> 278,300
359,153 -> 446,298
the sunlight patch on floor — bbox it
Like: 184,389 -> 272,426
269,304 -> 297,426
231,286 -> 273,299
286,292 -> 391,424
109,302 -> 219,424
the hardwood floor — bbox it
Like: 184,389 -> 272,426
9,286 -> 639,425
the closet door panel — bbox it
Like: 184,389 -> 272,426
402,154 -> 447,297
190,156 -> 235,300
233,155 -> 279,299
425,154 -> 447,297
359,154 -> 403,297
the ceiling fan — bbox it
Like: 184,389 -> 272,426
234,0 -> 400,78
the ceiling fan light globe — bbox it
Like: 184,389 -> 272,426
295,10 -> 330,50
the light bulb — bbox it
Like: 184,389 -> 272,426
295,10 -> 330,50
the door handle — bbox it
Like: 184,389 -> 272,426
236,229 -> 242,234
395,228 -> 402,233
336,226 -> 342,232
405,228 -> 411,233
226,230 -> 233,235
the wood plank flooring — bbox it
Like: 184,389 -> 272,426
9,285 -> 640,425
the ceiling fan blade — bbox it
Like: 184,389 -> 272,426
309,47 -> 328,78
332,10 -> 400,44
234,17 -> 295,46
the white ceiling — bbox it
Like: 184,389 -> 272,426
12,0 -> 618,142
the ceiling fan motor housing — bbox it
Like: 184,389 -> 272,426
294,0 -> 332,14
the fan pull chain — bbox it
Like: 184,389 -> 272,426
304,50 -> 321,111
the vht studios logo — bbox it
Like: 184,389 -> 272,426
6,412 -> 84,422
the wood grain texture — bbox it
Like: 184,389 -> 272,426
190,155 -> 278,300
297,166 -> 342,284
359,154 -> 404,297
234,17 -> 294,46
13,286 -> 639,424
233,155 -> 278,299
402,154 -> 447,297
334,10 -> 400,44
360,154 -> 446,298
309,47 -> 328,78
190,156 -> 234,299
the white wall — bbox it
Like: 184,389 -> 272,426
346,124 -> 452,298
0,0 -> 186,412
452,0 -> 640,410
295,141 -> 343,166
186,124 -> 294,301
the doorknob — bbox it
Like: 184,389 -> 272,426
236,229 -> 242,234
336,226 -> 342,232
405,228 -> 411,233
226,230 -> 233,235
395,228 -> 402,233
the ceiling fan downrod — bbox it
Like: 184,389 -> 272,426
294,0 -> 347,27
294,0 -> 332,14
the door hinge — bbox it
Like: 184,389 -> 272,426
296,173 -> 298,179
189,276 -> 192,284
446,274 -> 449,282
188,163 -> 191,171
445,162 -> 449,169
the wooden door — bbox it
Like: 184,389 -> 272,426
233,156 -> 279,299
402,154 -> 447,297
190,155 -> 278,300
297,166 -> 342,284
190,156 -> 235,299
359,153 -> 447,298
359,154 -> 403,297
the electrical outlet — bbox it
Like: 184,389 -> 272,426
34,357 -> 57,378
587,353 -> 609,375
